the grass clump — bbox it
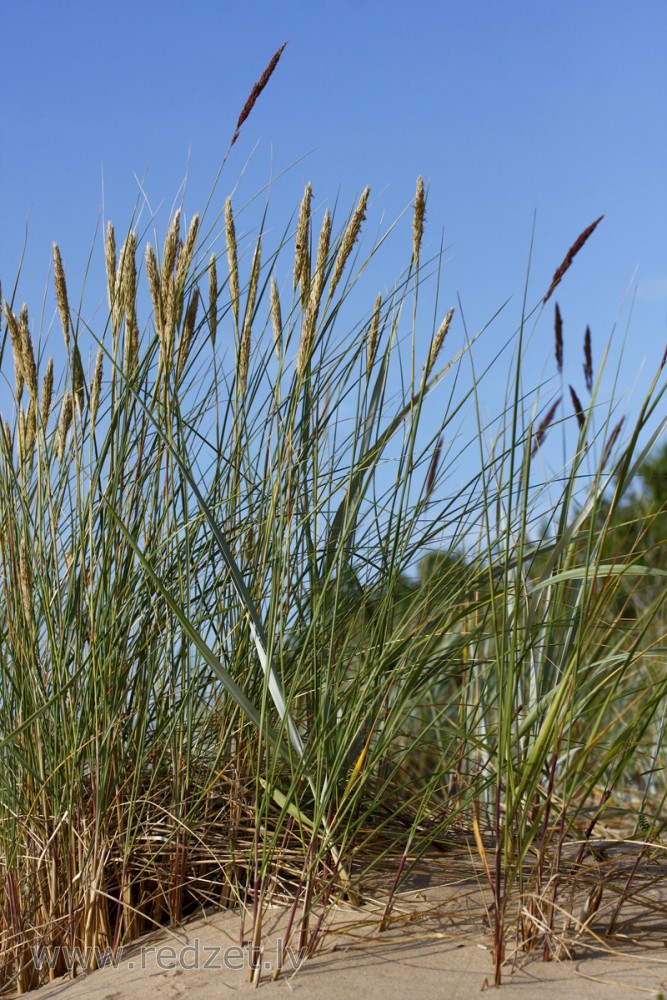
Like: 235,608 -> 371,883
1,133 -> 667,996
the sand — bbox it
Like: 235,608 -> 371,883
23,868 -> 667,1000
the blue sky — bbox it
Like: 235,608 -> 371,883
2,1 -> 666,488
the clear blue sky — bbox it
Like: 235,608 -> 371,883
2,0 -> 666,481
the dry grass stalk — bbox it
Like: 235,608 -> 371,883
90,347 -> 104,429
41,357 -> 54,428
367,293 -> 381,379
583,326 -> 593,392
176,289 -> 200,387
4,302 -> 25,398
531,397 -> 562,456
225,198 -> 240,325
53,244 -> 71,350
270,277 -> 282,360
554,304 -> 563,375
543,216 -> 604,304
238,238 -> 261,397
413,176 -> 426,266
19,304 -> 39,404
104,221 -> 117,310
294,183 -> 312,295
231,42 -> 287,148
297,210 -> 331,377
208,255 -> 218,348
56,392 -> 73,462
329,186 -> 370,299
569,385 -> 585,430
426,307 -> 454,378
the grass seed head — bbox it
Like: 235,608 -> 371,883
145,243 -> 163,334
225,198 -> 240,325
569,384 -> 586,430
175,214 -> 200,291
19,304 -> 39,404
208,255 -> 218,348
294,183 -> 312,294
176,289 -> 199,387
238,238 -> 261,398
231,42 -> 287,148
543,215 -> 604,304
413,176 -> 426,266
367,293 -> 381,379
583,325 -> 593,392
426,307 -> 454,379
1,420 -> 11,456
162,209 -> 182,286
554,303 -> 563,375
4,302 -> 25,399
531,396 -> 562,456
270,276 -> 282,360
56,391 -> 73,462
72,345 -> 86,415
602,416 -> 625,469
329,186 -> 369,300
90,347 -> 104,430
105,221 -> 117,309
53,244 -> 71,350
19,400 -> 37,468
41,357 -> 54,428
122,232 -> 139,376
297,210 -> 331,377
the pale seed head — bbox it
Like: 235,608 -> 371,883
238,238 -> 261,398
41,357 -> 54,428
145,243 -> 163,334
294,183 -> 312,294
176,289 -> 199,387
367,294 -> 382,379
2,420 -> 11,456
56,392 -> 73,462
105,221 -> 117,310
270,277 -> 282,360
121,232 -> 138,376
329,187 -> 370,300
297,210 -> 331,378
426,308 -> 454,378
53,244 -> 71,350
225,198 -> 240,325
19,304 -> 39,403
90,347 -> 104,430
161,209 -> 182,286
4,301 -> 25,399
175,214 -> 200,290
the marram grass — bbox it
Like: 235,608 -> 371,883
0,179 -> 666,995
